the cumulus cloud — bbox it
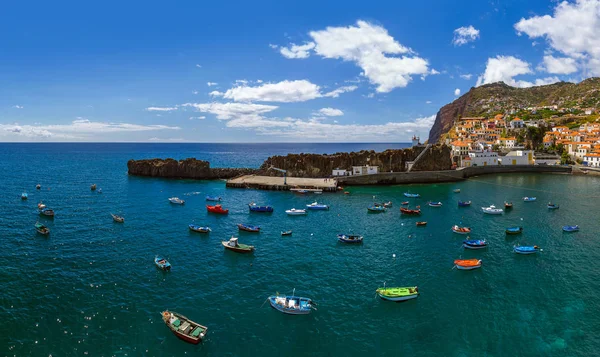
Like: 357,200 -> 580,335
279,20 -> 431,92
279,42 -> 316,59
476,55 -> 561,88
539,55 -> 578,74
452,26 -> 480,46
182,102 -> 279,120
146,106 -> 178,112
454,88 -> 461,96
316,107 -> 344,117
322,85 -> 358,98
13,105 -> 23,109
207,82 -> 218,86
460,74 -> 472,80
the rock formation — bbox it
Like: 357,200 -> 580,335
127,158 -> 256,179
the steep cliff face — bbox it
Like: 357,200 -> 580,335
428,92 -> 470,144
127,158 -> 256,179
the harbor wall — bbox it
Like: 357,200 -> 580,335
127,158 -> 256,179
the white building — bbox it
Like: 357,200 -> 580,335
332,169 -> 349,176
497,137 -> 516,148
462,151 -> 499,167
584,153 -> 600,167
501,150 -> 534,165
510,118 -> 525,129
412,135 -> 421,147
351,165 -> 378,175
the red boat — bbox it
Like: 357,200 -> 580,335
400,207 -> 421,215
207,204 -> 229,214
162,311 -> 207,344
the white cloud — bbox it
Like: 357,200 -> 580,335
195,64 -> 202,68
182,102 -> 278,120
426,100 -> 432,104
279,42 -> 316,59
459,74 -> 472,80
452,26 -> 480,46
148,137 -> 188,142
454,88 -> 461,96
323,85 -> 358,98
13,105 -> 23,109
189,116 -> 206,120
268,44 -> 278,49
209,91 -> 223,97
218,80 -> 321,102
256,80 -> 263,83
532,76 -> 561,86
192,90 -> 199,95
430,69 -> 440,75
316,107 -> 344,117
476,55 -> 533,87
146,106 -> 178,112
539,55 -> 578,74
235,79 -> 248,85
207,82 -> 218,86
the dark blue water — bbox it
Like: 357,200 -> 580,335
1,143 -> 598,356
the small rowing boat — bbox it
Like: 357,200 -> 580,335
547,203 -> 559,209
39,208 -> 55,217
376,286 -> 419,302
482,205 -> 503,215
401,201 -> 409,205
505,226 -> 523,235
161,311 -> 207,344
91,184 -> 97,191
38,202 -> 46,210
416,221 -> 427,226
458,200 -> 471,207
268,291 -> 314,315
453,189 -> 461,193
562,225 -> 579,232
296,189 -> 309,194
383,201 -> 392,208
189,224 -> 211,233
504,202 -> 513,209
248,203 -> 273,213
451,225 -> 471,235
367,205 -> 386,213
169,197 -> 185,205
514,245 -> 540,254
36,184 -> 41,190
454,259 -> 482,270
337,234 -> 363,243
35,222 -> 49,235
281,230 -> 292,236
400,207 -> 421,215
206,195 -> 221,202
207,204 -> 229,214
404,192 -> 420,198
21,192 -> 28,200
306,202 -> 329,210
463,239 -> 487,249
286,208 -> 306,216
238,223 -> 260,232
155,256 -> 171,271
222,237 -> 254,253
111,213 -> 124,223
523,197 -> 537,202
428,201 -> 442,207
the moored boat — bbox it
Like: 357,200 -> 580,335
454,259 -> 482,270
523,197 -> 537,202
547,203 -> 559,209
337,234 -> 363,243
296,189 -> 309,194
458,200 -> 471,207
36,184 -> 41,190
111,213 -> 124,223
451,225 -> 471,234
463,239 -> 487,249
286,208 -> 306,215
428,201 -> 442,207
281,230 -> 292,236
505,226 -> 523,235
248,203 -> 273,213
416,221 -> 427,226
169,197 -> 185,205
35,222 -> 49,235
562,225 -> 579,232
189,224 -> 211,233
504,202 -> 513,209
383,201 -> 393,208
155,256 -> 171,271
453,189 -> 461,193
482,205 -> 503,215
21,192 -> 28,200
268,291 -> 313,315
376,286 -> 419,302
401,201 -> 409,205
514,245 -> 540,254
206,195 -> 222,202
367,205 -> 386,212
400,207 -> 421,215
39,208 -> 55,217
38,202 -> 46,210
238,223 -> 260,232
207,204 -> 229,214
90,184 -> 96,191
306,202 -> 329,210
404,192 -> 420,198
222,237 -> 254,253
161,311 -> 207,344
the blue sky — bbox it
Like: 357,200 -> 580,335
0,0 -> 597,142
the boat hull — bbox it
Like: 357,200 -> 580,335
455,264 -> 482,270
463,244 -> 487,249
162,311 -> 207,344
268,297 -> 312,315
514,249 -> 538,255
189,225 -> 211,233
377,292 -> 419,302
222,241 -> 254,253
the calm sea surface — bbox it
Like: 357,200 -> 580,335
1,143 -> 598,356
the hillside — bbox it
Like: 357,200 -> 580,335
428,78 -> 600,143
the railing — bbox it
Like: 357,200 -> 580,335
407,144 -> 432,172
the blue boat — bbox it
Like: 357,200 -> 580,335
248,203 -> 273,212
206,196 -> 222,202
268,290 -> 314,315
463,239 -> 487,249
189,224 -> 211,233
238,223 -> 260,232
458,201 -> 471,207
428,201 -> 442,207
306,202 -> 329,210
337,234 -> 363,243
514,245 -> 540,255
562,225 -> 579,232
523,197 -> 537,202
367,205 -> 386,213
404,192 -> 420,198
155,256 -> 171,271
505,226 -> 523,235
21,192 -> 28,200
547,203 -> 559,209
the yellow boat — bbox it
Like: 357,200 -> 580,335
376,286 -> 419,302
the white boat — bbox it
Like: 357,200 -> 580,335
481,205 -> 503,215
285,208 -> 307,215
169,197 -> 185,205
523,197 -> 536,202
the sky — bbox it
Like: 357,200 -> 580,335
1,0 -> 599,142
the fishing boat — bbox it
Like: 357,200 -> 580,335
367,205 -> 386,212
306,202 -> 329,210
314,190 -> 323,195
206,195 -> 222,202
161,311 -> 207,344
189,224 -> 211,233
451,225 -> 471,234
458,200 -> 471,207
404,192 -> 420,198
98,188 -> 102,193
383,201 -> 393,208
169,197 -> 185,205
111,213 -> 124,223
286,208 -> 306,215
454,259 -> 482,270
206,204 -> 229,214
91,184 -> 96,191
428,201 -> 442,207
296,189 -> 309,194
547,203 -> 559,209
39,208 -> 55,217
281,230 -> 292,236
523,197 -> 537,202
35,222 -> 49,235
21,192 -> 28,200
505,226 -> 523,235
482,205 -> 503,215
222,237 -> 255,253
344,191 -> 350,195
268,290 -> 314,315
36,184 -> 41,190
463,239 -> 487,249
401,201 -> 409,205
453,189 -> 461,193
376,285 -> 419,302
337,234 -> 363,243
238,223 -> 260,232
514,245 -> 540,255
37,202 -> 46,210
504,202 -> 513,209
248,203 -> 273,213
562,225 -> 579,232
400,207 -> 421,215
155,256 -> 171,271
416,221 -> 427,226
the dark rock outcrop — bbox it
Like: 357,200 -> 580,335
127,158 -> 256,179
428,92 -> 470,144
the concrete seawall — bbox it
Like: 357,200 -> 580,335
337,165 -> 572,186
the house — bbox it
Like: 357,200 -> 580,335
497,137 -> 516,149
552,126 -> 569,133
462,150 -> 499,167
352,165 -> 378,175
583,153 -> 600,167
332,169 -> 349,176
501,150 -> 534,165
451,141 -> 470,157
510,117 -> 525,129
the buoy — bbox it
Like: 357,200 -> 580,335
392,254 -> 396,258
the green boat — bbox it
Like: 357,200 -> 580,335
376,286 -> 419,302
35,222 -> 49,235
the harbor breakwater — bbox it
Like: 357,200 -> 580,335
127,158 -> 256,179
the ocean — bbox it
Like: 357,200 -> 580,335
1,143 -> 598,356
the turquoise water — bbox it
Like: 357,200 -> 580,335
1,144 -> 599,356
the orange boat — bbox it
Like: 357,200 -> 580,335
206,204 -> 229,214
454,259 -> 482,270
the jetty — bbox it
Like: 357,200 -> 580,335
226,175 -> 337,192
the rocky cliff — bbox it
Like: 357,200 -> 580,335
127,158 -> 256,179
